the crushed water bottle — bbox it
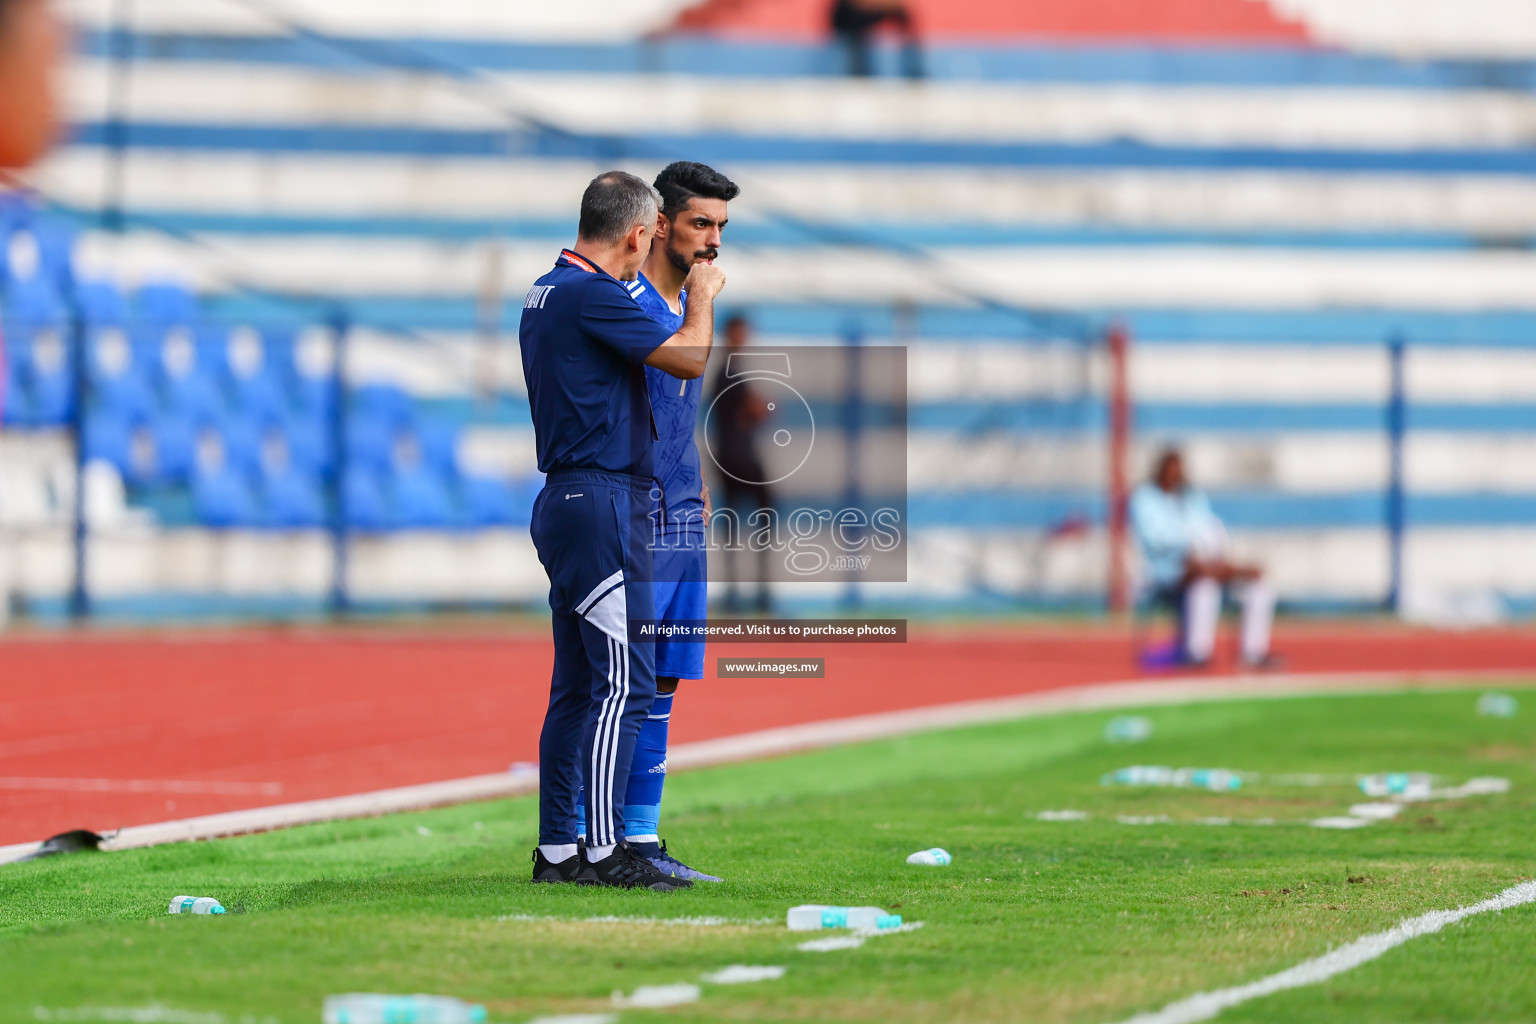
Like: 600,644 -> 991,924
1105,715 -> 1153,743
1477,693 -> 1519,718
1358,773 -> 1434,799
905,847 -> 952,866
786,905 -> 902,931
1100,766 -> 1241,791
167,896 -> 225,915
323,995 -> 487,1024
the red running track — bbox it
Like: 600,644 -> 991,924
3,622 -> 1534,846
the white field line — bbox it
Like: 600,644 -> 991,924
1111,880 -> 1536,1024
0,667 -> 1527,865
0,778 -> 282,796
497,914 -> 776,927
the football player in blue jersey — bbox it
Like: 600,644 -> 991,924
576,162 -> 739,882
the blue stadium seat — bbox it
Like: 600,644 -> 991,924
414,418 -> 461,479
135,281 -> 197,327
81,413 -> 134,474
460,474 -> 514,527
21,324 -> 75,426
192,466 -> 259,529
76,280 -> 128,326
263,468 -> 326,529
342,466 -> 391,532
283,414 -> 333,476
32,218 -> 77,295
87,326 -> 155,421
392,466 -> 455,529
151,415 -> 200,483
344,413 -> 396,475
2,363 -> 31,426
228,366 -> 291,423
352,383 -> 414,430
219,417 -> 266,478
293,373 -> 337,419
5,275 -> 64,325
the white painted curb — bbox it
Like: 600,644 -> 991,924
1,668 -> 1526,865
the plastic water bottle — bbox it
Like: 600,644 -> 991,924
1104,716 -> 1153,743
1101,765 -> 1175,787
1358,773 -> 1433,799
1178,768 -> 1243,792
905,847 -> 952,866
786,905 -> 902,931
322,995 -> 487,1024
1477,693 -> 1519,718
167,896 -> 225,915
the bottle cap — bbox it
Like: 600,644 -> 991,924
876,914 -> 902,929
209,905 -> 226,914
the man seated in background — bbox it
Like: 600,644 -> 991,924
829,0 -> 923,79
1129,447 -> 1275,668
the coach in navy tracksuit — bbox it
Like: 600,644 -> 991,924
521,171 -> 725,891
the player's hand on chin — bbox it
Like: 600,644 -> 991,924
685,261 -> 727,300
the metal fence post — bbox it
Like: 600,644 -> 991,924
69,314 -> 90,621
1386,334 -> 1406,615
1106,322 -> 1132,614
328,309 -> 351,617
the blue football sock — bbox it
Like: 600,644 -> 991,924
622,690 -> 672,843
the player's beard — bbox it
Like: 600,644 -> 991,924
666,238 -> 718,274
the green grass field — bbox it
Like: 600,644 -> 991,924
3,686 -> 1535,1024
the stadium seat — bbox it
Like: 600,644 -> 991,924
192,465 -> 260,528
134,281 -> 197,327
31,217 -> 78,295
283,414 -> 334,476
459,474 -> 515,527
352,383 -> 414,431
151,415 -> 200,483
219,417 -> 267,479
342,466 -> 391,532
2,363 -> 31,427
414,419 -> 462,480
344,413 -> 396,475
86,327 -> 156,422
20,324 -> 75,425
5,274 -> 64,325
391,465 -> 455,529
76,280 -> 128,326
228,366 -> 291,423
263,468 -> 327,529
81,413 -> 134,473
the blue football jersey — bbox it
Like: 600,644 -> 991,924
627,273 -> 705,529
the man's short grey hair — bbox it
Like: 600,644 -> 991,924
577,171 -> 662,245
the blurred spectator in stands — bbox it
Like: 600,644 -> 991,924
707,314 -> 774,613
0,0 -> 63,169
0,0 -> 64,624
830,0 -> 923,79
1130,447 -> 1275,668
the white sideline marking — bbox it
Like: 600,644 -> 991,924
1310,816 -> 1374,829
701,965 -> 787,984
525,1016 -> 616,1024
497,914 -> 775,927
611,983 -> 700,1008
1,668 -> 1525,865
31,1008 -> 278,1024
1037,810 -> 1090,821
0,778 -> 282,796
797,921 -> 925,952
1110,880 -> 1536,1024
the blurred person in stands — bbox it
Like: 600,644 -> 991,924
707,314 -> 774,613
0,0 -> 65,624
1129,447 -> 1276,668
830,0 -> 922,79
0,0 -> 61,171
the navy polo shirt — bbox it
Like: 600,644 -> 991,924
519,249 -> 674,478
